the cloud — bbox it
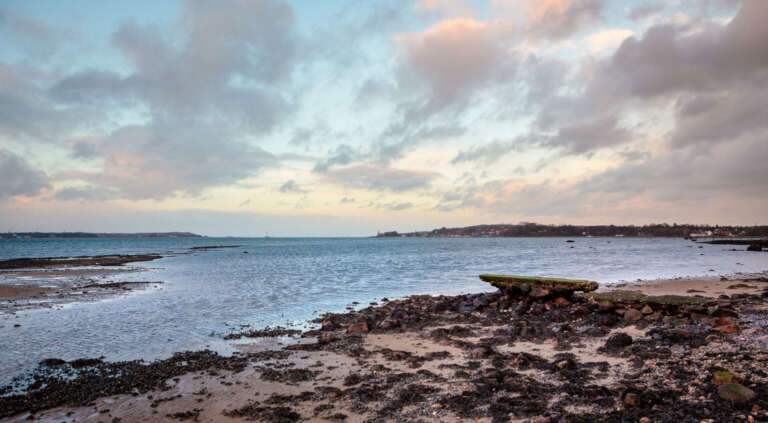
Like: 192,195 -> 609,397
279,179 -> 307,193
451,139 -> 520,165
53,186 -> 118,202
379,201 -> 414,211
0,149 -> 50,199
414,0 -> 474,17
37,0 -> 304,199
627,3 -> 664,21
324,165 -> 438,192
584,29 -> 634,54
494,0 -> 605,41
74,123 -> 279,199
313,144 -> 358,173
395,18 -> 515,118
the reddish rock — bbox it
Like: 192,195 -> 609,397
715,324 -> 741,335
347,321 -> 369,334
623,392 -> 638,407
624,308 -> 643,321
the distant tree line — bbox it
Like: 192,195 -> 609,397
376,223 -> 768,238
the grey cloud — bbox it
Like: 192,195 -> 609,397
313,145 -> 358,173
396,19 -> 516,119
520,0 -> 768,156
324,165 -> 438,192
36,0 -> 304,199
70,141 -> 99,160
279,179 -> 306,193
54,186 -> 118,202
451,139 -> 519,165
542,116 -> 631,155
374,123 -> 466,165
379,202 -> 413,211
0,149 -> 50,199
78,123 -> 279,200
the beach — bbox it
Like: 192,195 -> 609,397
2,273 -> 767,422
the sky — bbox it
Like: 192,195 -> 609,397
0,0 -> 766,236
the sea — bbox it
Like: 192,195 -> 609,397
1,236 -> 767,385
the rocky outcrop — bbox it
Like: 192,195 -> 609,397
479,274 -> 599,298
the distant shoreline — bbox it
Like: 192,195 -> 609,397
376,223 -> 768,239
0,232 -> 203,239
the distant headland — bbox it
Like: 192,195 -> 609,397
0,232 -> 203,239
376,223 -> 768,238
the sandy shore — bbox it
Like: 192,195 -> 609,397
2,275 -> 767,422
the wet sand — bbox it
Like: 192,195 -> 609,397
2,275 -> 768,422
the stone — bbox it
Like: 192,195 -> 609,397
321,319 -> 336,331
641,305 -> 654,314
746,244 -> 762,252
718,383 -> 756,403
713,371 -> 737,386
639,417 -> 651,423
318,332 -> 337,344
346,321 -> 369,334
554,296 -> 571,306
715,324 -> 741,335
604,332 -> 633,350
623,392 -> 638,407
624,309 -> 644,321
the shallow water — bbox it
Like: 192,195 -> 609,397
1,236 -> 767,385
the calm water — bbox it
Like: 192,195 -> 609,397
1,237 -> 767,385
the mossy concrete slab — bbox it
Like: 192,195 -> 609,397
479,274 -> 599,296
586,291 -> 711,307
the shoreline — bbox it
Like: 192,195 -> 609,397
2,275 -> 767,422
0,247 -> 240,314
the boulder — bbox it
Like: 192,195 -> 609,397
479,274 -> 598,298
624,309 -> 644,321
603,332 -> 633,351
746,244 -> 763,252
718,383 -> 756,403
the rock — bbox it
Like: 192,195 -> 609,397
39,358 -> 67,367
713,371 -> 737,386
478,274 -> 598,297
604,332 -> 633,351
321,319 -> 336,331
624,309 -> 644,321
318,332 -> 337,344
623,392 -> 638,407
746,244 -> 762,252
715,324 -> 741,335
554,296 -> 570,306
639,418 -> 651,423
641,305 -> 654,314
347,321 -> 369,334
718,383 -> 756,403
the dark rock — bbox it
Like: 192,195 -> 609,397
603,333 -> 633,351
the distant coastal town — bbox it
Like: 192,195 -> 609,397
376,223 -> 768,239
